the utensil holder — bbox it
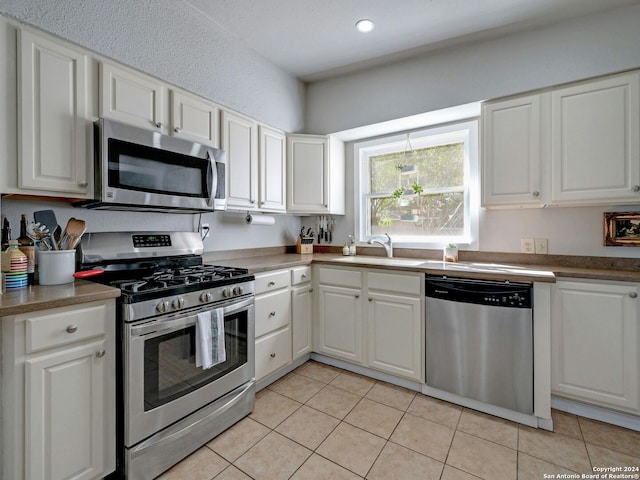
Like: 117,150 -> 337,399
37,250 -> 76,285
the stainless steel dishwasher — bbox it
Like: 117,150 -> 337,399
425,275 -> 533,414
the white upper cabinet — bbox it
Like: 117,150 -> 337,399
259,125 -> 286,212
170,89 -> 219,147
551,72 -> 640,204
482,70 -> 640,208
99,61 -> 166,132
287,134 -> 345,214
18,29 -> 92,197
482,94 -> 545,207
221,109 -> 259,210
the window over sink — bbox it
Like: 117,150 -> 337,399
355,120 -> 479,249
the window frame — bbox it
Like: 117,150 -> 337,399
354,120 -> 479,250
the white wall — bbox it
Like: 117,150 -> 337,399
306,4 -> 640,134
305,4 -> 640,258
0,0 -> 304,132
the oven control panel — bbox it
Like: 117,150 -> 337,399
132,234 -> 172,248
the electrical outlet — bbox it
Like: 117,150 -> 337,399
521,238 -> 535,254
535,238 -> 548,254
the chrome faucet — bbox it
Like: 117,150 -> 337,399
368,233 -> 393,258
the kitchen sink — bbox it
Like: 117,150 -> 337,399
332,256 -> 426,267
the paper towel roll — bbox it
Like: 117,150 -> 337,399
245,214 -> 275,226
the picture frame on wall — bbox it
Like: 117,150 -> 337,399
603,211 -> 640,246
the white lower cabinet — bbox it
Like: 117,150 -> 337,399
254,269 -> 292,381
551,279 -> 640,414
291,266 -> 312,359
1,299 -> 116,480
314,266 -> 424,381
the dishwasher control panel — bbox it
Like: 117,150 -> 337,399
425,275 -> 532,309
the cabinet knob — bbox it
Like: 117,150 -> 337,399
532,191 -> 540,197
269,311 -> 276,317
629,292 -> 638,298
301,273 -> 307,279
95,349 -> 106,358
633,185 -> 640,192
66,325 -> 78,334
368,297 -> 373,302
78,181 -> 88,188
355,294 -> 360,298
309,288 -> 313,293
155,122 -> 164,128
270,352 -> 276,358
268,281 -> 276,287
174,127 -> 182,133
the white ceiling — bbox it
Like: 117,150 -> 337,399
185,0 -> 640,82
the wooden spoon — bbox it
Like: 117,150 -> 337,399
61,218 -> 86,250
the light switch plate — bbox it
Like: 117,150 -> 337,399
535,238 -> 548,254
521,238 -> 535,254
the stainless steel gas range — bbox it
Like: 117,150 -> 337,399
78,232 -> 255,480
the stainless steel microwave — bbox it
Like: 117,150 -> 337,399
74,118 -> 226,213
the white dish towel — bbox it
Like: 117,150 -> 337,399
195,308 -> 226,369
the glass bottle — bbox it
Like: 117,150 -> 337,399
349,235 -> 356,256
17,214 -> 35,285
1,217 -> 10,251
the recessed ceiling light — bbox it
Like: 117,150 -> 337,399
355,19 -> 375,33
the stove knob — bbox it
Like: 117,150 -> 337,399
233,286 -> 244,296
200,292 -> 212,303
156,301 -> 170,313
172,297 -> 185,309
222,287 -> 233,298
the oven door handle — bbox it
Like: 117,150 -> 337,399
130,297 -> 254,338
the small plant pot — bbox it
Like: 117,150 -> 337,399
400,164 -> 418,175
443,246 -> 458,262
400,214 -> 419,222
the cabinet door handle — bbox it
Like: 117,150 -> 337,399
309,288 -> 313,293
155,122 -> 163,128
629,292 -> 638,298
66,325 -> 78,334
368,297 -> 373,302
301,273 -> 307,279
269,311 -> 276,317
95,349 -> 106,358
174,127 -> 182,133
532,191 -> 540,197
268,281 -> 276,286
78,181 -> 88,188
270,352 -> 276,358
355,294 -> 360,298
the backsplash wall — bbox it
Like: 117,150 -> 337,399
1,199 -> 303,253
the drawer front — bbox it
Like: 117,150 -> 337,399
25,303 -> 108,353
255,269 -> 290,294
291,266 -> 311,286
317,266 -> 362,288
255,326 -> 292,380
368,271 -> 421,295
255,289 -> 291,338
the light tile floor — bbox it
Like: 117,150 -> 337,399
158,361 -> 640,480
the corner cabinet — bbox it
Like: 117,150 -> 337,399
1,299 -> 116,480
222,110 -> 286,212
551,279 -> 639,415
286,134 -> 345,214
482,70 -> 640,208
17,28 -> 92,197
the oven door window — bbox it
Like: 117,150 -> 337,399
108,138 -> 211,198
143,309 -> 247,410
